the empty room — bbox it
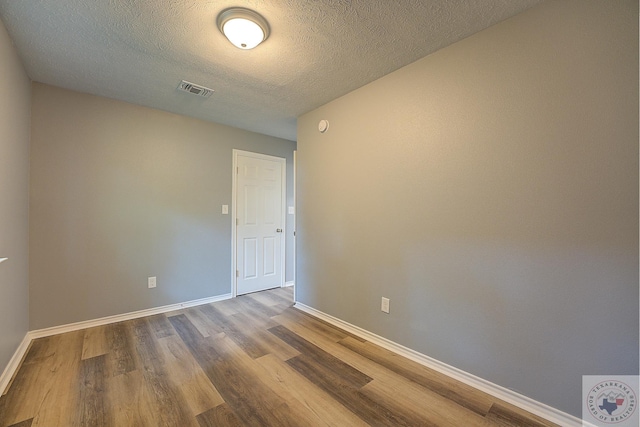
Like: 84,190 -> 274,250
0,0 -> 637,426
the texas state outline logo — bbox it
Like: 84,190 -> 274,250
583,376 -> 638,426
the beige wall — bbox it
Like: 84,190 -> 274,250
30,84 -> 295,329
0,19 -> 30,374
297,0 -> 638,417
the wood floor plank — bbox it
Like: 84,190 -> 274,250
156,335 -> 225,416
74,354 -> 111,427
140,366 -> 199,427
185,307 -> 225,336
276,308 -> 350,343
170,314 -> 311,426
267,286 -> 295,307
271,312 -> 394,384
129,318 -> 198,427
107,370 -> 157,427
0,337 -> 57,426
268,316 -> 371,378
104,321 -> 136,377
214,336 -> 333,427
361,377 -> 496,427
255,353 -> 369,427
260,292 -> 294,311
130,317 -> 163,368
147,313 -> 175,339
30,330 -> 84,427
0,396 -> 7,425
273,306 -> 503,426
232,303 -> 280,330
229,311 -> 299,361
289,307 -> 367,343
237,293 -> 282,317
244,289 -> 282,307
232,295 -> 281,329
196,404 -> 244,427
170,314 -> 279,426
198,304 -> 270,359
287,353 -> 417,426
486,402 -> 558,427
271,310 -> 419,427
81,324 -> 109,360
268,325 -> 372,388
6,420 -> 32,427
339,335 -> 496,415
170,321 -> 327,426
280,305 -> 557,427
210,298 -> 240,317
271,311 -> 359,362
169,309 -> 217,338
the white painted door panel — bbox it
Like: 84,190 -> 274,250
236,154 -> 284,295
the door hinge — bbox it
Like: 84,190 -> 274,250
236,269 -> 239,277
236,218 -> 239,226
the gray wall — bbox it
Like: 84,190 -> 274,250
30,83 -> 295,330
297,0 -> 638,418
0,19 -> 30,374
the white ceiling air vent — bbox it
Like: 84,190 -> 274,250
177,80 -> 214,98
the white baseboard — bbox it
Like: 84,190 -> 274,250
284,281 -> 295,287
28,293 -> 232,339
294,301 -> 583,427
0,334 -> 31,396
0,292 -> 232,394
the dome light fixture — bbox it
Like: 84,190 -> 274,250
217,7 -> 270,50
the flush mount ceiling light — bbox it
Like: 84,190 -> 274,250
217,7 -> 270,50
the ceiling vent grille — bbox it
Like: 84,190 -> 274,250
177,80 -> 214,98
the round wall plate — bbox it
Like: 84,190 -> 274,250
318,119 -> 329,133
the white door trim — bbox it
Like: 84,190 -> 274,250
292,150 -> 297,302
231,149 -> 286,297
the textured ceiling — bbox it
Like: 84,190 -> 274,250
0,0 -> 543,141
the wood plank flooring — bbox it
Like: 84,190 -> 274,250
0,287 -> 558,426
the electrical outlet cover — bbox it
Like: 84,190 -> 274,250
381,297 -> 390,313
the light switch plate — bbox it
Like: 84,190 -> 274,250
288,206 -> 295,215
222,205 -> 229,214
148,276 -> 156,288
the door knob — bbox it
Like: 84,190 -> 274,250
276,228 -> 283,233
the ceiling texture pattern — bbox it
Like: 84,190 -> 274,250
0,0 -> 542,141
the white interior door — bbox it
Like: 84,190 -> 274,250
235,151 -> 285,295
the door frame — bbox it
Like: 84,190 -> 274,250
292,150 -> 297,302
231,149 -> 287,297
